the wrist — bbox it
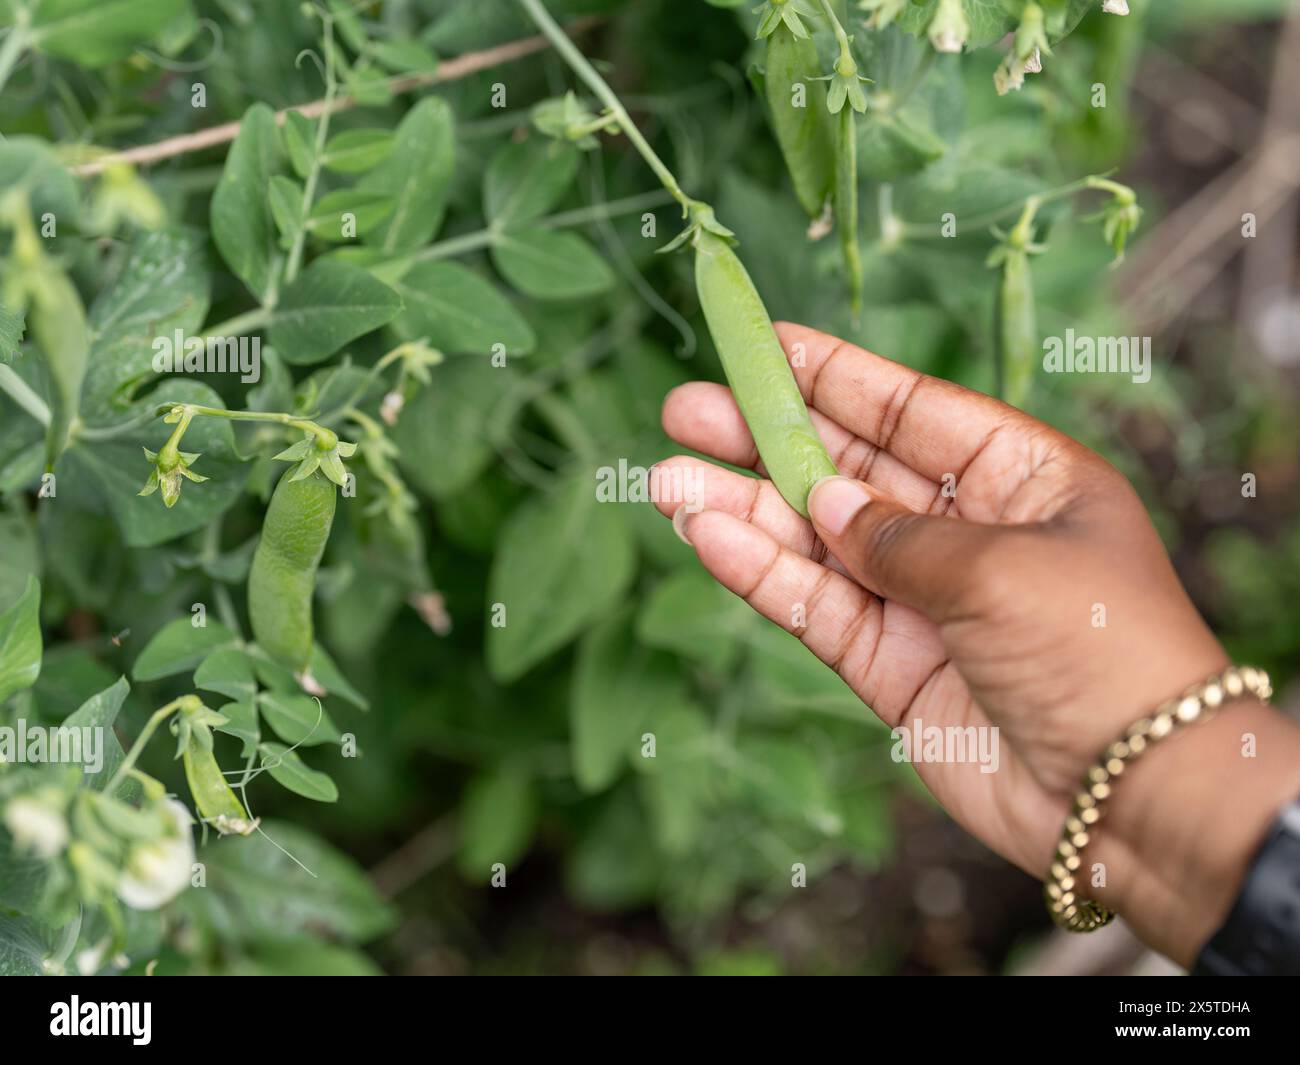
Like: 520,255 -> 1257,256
1089,693 -> 1300,966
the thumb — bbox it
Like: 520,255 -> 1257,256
807,476 -> 999,619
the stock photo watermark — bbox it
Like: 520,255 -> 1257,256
152,330 -> 261,384
891,721 -> 1000,775
0,720 -> 105,774
1042,330 -> 1152,384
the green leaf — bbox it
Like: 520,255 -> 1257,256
133,617 -> 237,682
268,259 -> 402,365
0,303 -> 24,362
491,229 -> 615,301
0,576 -> 41,704
392,359 -> 502,498
29,0 -> 191,66
282,111 -> 317,179
0,834 -> 49,916
839,787 -> 895,865
571,608 -> 686,793
61,675 -> 130,791
745,624 -> 868,720
193,647 -> 258,701
80,228 -> 211,419
637,567 -> 756,673
267,175 -> 306,248
483,139 -> 579,227
857,113 -> 946,181
897,0 -> 1013,49
307,643 -> 369,710
0,914 -> 45,977
368,38 -> 439,74
360,98 -> 455,254
306,189 -> 395,240
391,261 -> 534,356
211,103 -> 285,305
487,476 -> 636,682
229,939 -> 383,976
321,129 -> 395,173
0,510 -> 38,614
258,691 -> 343,747
259,743 -> 339,801
0,137 -> 79,223
638,702 -> 714,855
62,382 -> 248,547
212,696 -> 260,757
28,267 -> 88,469
566,788 -> 659,911
456,768 -> 537,878
195,820 -> 394,940
735,736 -> 842,835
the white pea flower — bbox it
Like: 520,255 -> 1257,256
117,799 -> 195,910
380,390 -> 405,426
4,795 -> 69,858
76,938 -> 111,976
1102,0 -> 1130,14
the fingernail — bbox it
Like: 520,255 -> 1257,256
672,507 -> 695,546
808,476 -> 871,536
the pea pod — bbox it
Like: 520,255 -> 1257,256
248,469 -> 337,672
764,23 -> 833,219
833,106 -> 863,315
694,231 -> 837,517
182,734 -> 253,834
996,247 -> 1037,407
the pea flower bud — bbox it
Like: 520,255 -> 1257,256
138,444 -> 207,508
929,0 -> 970,54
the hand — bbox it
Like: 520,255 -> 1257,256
656,322 -> 1300,966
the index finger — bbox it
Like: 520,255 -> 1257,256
774,321 -> 1034,484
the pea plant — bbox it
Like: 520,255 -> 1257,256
0,0 -> 1151,975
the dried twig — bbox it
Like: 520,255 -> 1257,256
368,816 -> 457,899
70,17 -> 600,178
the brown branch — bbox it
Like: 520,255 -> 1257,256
368,816 -> 457,899
70,17 -> 600,178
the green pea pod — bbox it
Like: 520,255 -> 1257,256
997,248 -> 1037,408
834,107 -> 863,316
30,269 -> 89,470
694,231 -> 837,518
764,24 -> 833,219
182,734 -> 252,833
248,469 -> 338,672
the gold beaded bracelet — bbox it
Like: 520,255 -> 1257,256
1044,664 -> 1273,932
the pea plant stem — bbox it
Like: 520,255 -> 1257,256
517,0 -> 694,215
202,307 -> 271,339
412,189 -> 672,265
284,16 -> 339,285
818,0 -> 854,63
106,699 -> 189,794
201,191 -> 669,339
0,364 -> 51,427
897,171 -> 1130,240
173,404 -> 335,444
